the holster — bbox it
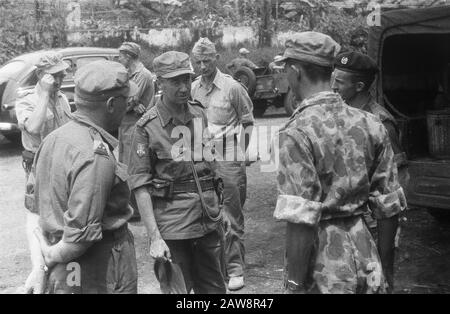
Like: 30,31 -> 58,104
148,178 -> 173,199
22,150 -> 35,173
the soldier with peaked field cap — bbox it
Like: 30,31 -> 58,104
127,51 -> 227,294
23,60 -> 138,294
117,42 -> 155,163
273,31 -> 406,294
117,41 -> 156,220
191,37 -> 255,291
332,51 -> 409,192
15,51 -> 71,177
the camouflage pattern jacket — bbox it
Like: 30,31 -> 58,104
274,91 -> 407,226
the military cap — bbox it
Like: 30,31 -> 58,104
280,31 -> 341,67
334,51 -> 378,76
36,51 -> 70,74
153,51 -> 195,79
192,37 -> 217,56
118,42 -> 141,58
74,60 -> 137,102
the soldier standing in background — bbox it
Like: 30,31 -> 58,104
226,48 -> 258,74
274,32 -> 406,294
191,38 -> 255,291
117,42 -> 155,166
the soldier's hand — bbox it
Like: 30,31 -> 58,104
133,103 -> 146,115
24,267 -> 47,294
222,213 -> 232,236
39,74 -> 56,94
150,238 -> 171,262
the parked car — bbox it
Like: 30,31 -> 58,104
233,66 -> 297,117
0,47 -> 119,142
368,6 -> 450,220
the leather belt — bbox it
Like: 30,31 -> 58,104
172,178 -> 215,194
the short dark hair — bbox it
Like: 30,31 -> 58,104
350,73 -> 376,91
290,59 -> 333,83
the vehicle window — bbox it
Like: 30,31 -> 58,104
0,61 -> 27,79
75,56 -> 108,72
63,59 -> 74,82
20,70 -> 39,87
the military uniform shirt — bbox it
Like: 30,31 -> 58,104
274,91 -> 407,226
361,96 -> 407,167
122,61 -> 155,124
127,97 -> 220,240
28,113 -> 133,243
191,69 -> 254,144
15,85 -> 71,153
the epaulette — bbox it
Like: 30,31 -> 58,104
137,105 -> 158,127
90,129 -> 111,157
188,99 -> 205,109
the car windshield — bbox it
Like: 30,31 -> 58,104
0,61 -> 27,79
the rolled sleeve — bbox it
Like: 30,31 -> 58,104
231,83 -> 254,125
15,97 -> 34,131
369,128 -> 407,219
62,156 -> 115,243
274,129 -> 322,226
127,125 -> 153,190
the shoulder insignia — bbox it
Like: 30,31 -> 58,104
137,106 -> 158,127
94,141 -> 110,156
188,100 -> 205,109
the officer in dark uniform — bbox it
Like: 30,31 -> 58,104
24,60 -> 138,294
332,51 -> 408,188
332,51 -> 409,240
127,51 -> 227,294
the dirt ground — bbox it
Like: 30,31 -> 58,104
1,110 -> 450,294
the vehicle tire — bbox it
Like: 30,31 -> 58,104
428,208 -> 450,224
252,100 -> 267,118
234,66 -> 257,97
283,88 -> 297,117
4,132 -> 21,143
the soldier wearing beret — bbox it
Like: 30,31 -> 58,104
273,32 -> 406,294
15,52 -> 71,178
24,60 -> 138,294
332,51 -> 409,192
127,51 -> 227,294
191,37 -> 255,291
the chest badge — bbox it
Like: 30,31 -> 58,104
137,143 -> 147,158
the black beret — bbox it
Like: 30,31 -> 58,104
334,51 -> 378,76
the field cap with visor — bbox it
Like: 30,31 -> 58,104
36,51 -> 70,74
279,31 -> 341,67
118,42 -> 141,58
153,51 -> 195,79
74,60 -> 138,103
